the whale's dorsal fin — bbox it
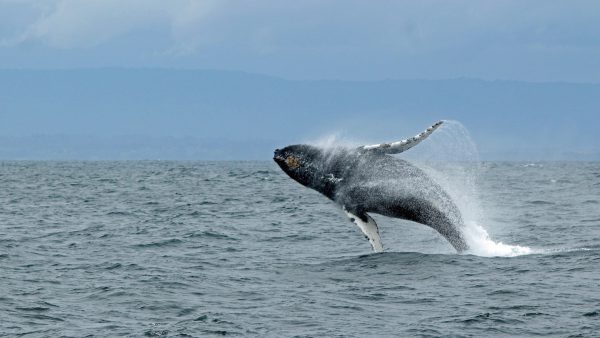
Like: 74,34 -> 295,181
358,121 -> 443,155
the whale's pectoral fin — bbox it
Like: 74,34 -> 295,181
358,120 -> 443,155
343,208 -> 383,253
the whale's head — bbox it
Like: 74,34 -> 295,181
273,145 -> 322,187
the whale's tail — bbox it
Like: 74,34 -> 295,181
357,121 -> 444,155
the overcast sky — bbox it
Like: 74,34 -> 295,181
1,0 -> 600,82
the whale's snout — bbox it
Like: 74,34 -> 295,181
273,148 -> 285,163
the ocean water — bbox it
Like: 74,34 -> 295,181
1,160 -> 600,337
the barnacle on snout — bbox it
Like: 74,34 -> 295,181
285,156 -> 301,169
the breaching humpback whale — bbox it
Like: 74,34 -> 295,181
273,121 -> 468,253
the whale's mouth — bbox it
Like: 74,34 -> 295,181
273,151 -> 288,170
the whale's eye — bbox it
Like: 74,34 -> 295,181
285,156 -> 301,169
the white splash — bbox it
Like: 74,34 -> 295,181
462,221 -> 532,257
410,120 -> 534,257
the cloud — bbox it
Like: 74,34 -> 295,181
1,0 -> 176,48
1,1 -> 582,51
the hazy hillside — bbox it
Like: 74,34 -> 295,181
1,69 -> 599,160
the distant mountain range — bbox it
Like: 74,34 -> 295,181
1,69 -> 599,160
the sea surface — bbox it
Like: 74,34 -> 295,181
1,161 -> 600,337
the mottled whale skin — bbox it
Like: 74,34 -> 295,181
273,121 -> 468,253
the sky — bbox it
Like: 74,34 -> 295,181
1,1 -> 599,160
1,0 -> 600,82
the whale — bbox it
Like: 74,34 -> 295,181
273,121 -> 468,253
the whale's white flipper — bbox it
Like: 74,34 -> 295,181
344,208 -> 383,252
358,120 -> 443,154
